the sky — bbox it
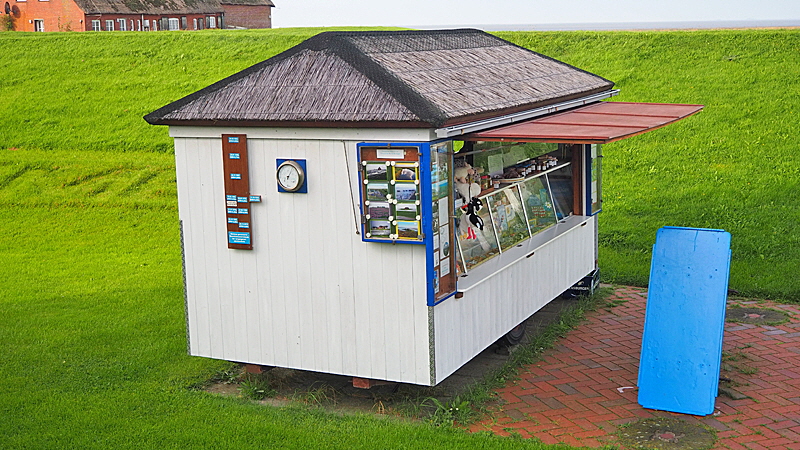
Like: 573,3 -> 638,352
273,0 -> 800,29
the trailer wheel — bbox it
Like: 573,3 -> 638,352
500,319 -> 527,347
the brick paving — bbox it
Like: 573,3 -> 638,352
468,287 -> 800,449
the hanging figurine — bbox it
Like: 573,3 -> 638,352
454,163 -> 490,251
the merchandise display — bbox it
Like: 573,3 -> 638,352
454,144 -> 570,272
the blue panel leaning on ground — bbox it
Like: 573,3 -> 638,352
638,226 -> 732,416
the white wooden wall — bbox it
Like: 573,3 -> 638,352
173,126 -> 597,387
173,129 -> 435,385
432,216 -> 596,383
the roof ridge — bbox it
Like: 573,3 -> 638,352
312,33 -> 447,126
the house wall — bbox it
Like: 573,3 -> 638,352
82,13 -> 223,31
220,4 -> 271,29
6,0 -> 223,31
169,126 -> 598,386
172,127 -> 437,385
9,0 -> 84,31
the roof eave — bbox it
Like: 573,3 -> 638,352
435,87 -> 618,137
145,118 -> 434,128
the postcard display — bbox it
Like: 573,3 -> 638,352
357,143 -> 457,305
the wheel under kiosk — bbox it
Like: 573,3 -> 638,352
145,29 -> 702,387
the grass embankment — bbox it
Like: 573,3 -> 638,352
0,28 -> 798,449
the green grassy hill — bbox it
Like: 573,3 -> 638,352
0,27 -> 798,449
2,28 -> 798,299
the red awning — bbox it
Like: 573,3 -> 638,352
465,101 -> 704,144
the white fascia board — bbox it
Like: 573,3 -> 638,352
168,126 -> 438,142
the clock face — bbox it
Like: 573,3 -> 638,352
277,160 -> 305,192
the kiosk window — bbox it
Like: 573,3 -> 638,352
454,142 -> 571,273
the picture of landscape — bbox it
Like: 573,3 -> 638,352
395,202 -> 418,220
396,221 -> 419,239
394,183 -> 417,201
368,202 -> 391,219
369,220 -> 391,237
365,162 -> 388,180
366,182 -> 389,201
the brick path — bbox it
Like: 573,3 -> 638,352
468,287 -> 800,449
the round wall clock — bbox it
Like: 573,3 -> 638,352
276,160 -> 305,192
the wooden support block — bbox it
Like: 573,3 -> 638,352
352,377 -> 394,389
244,364 -> 272,375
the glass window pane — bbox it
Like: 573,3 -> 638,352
519,176 -> 557,235
547,165 -> 574,219
486,186 -> 530,251
456,201 -> 499,271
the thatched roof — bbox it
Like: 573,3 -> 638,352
76,0 -> 222,14
145,29 -> 615,128
218,0 -> 273,6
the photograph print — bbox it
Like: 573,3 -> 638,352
396,220 -> 420,239
369,220 -> 392,237
366,182 -> 390,201
368,202 -> 391,219
365,162 -> 388,180
394,182 -> 418,201
394,162 -> 417,181
395,202 -> 418,220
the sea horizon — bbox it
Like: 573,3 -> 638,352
412,19 -> 800,32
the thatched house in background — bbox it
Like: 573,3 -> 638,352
3,0 -> 272,32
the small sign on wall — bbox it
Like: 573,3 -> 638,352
222,134 -> 252,250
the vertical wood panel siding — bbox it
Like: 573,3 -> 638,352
432,217 -> 596,383
177,136 -> 431,385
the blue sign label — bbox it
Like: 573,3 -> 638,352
226,195 -> 237,201
229,153 -> 240,159
239,222 -> 250,229
227,217 -> 238,224
237,208 -> 249,215
230,173 -> 242,180
227,208 -> 238,214
249,195 -> 261,203
237,196 -> 248,203
228,137 -> 239,144
228,231 -> 250,245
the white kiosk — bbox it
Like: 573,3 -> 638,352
146,29 -> 701,386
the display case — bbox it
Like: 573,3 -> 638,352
454,143 -> 573,273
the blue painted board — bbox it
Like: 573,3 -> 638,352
638,226 -> 731,416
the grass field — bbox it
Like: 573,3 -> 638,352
1,27 -> 799,449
